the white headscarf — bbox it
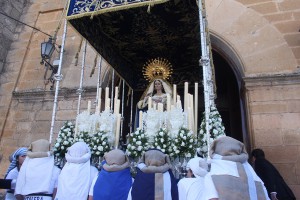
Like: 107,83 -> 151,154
55,142 -> 92,200
5,147 -> 27,178
186,157 -> 208,178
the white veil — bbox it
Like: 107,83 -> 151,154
140,78 -> 172,100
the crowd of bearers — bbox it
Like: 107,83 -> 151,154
0,136 -> 297,200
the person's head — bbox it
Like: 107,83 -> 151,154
5,147 -> 27,177
153,79 -> 165,94
186,157 -> 208,178
65,141 -> 91,164
103,149 -> 130,172
17,154 -> 27,167
251,148 -> 265,163
27,139 -> 51,158
139,149 -> 171,173
210,136 -> 248,163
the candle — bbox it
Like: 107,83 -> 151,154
87,100 -> 91,114
167,94 -> 171,112
189,94 -> 194,133
158,103 -> 163,112
194,82 -> 198,134
188,107 -> 192,130
105,98 -> 110,111
115,114 -> 121,148
139,111 -> 143,129
148,97 -> 152,110
96,88 -> 102,114
105,87 -> 109,110
184,82 -> 188,112
115,87 -> 119,99
173,84 -> 177,105
114,99 -> 120,114
114,87 -> 119,113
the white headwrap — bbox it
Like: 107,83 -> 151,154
55,142 -> 93,200
5,147 -> 27,178
186,157 -> 208,178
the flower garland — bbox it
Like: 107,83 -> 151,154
152,128 -> 174,156
53,121 -> 75,162
90,131 -> 111,157
198,106 -> 226,157
172,127 -> 195,158
126,128 -> 149,159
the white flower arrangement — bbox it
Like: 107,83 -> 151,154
198,106 -> 226,157
90,131 -> 111,157
152,128 -> 174,156
126,128 -> 149,159
74,131 -> 92,145
172,127 -> 196,158
53,121 -> 75,161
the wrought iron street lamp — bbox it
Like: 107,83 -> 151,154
41,37 -> 55,59
40,37 -> 59,90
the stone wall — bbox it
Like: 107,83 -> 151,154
0,0 -> 28,73
244,74 -> 300,198
0,0 -> 300,198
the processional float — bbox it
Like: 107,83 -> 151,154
48,0 -> 225,171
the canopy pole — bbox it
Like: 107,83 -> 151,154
76,40 -> 87,115
120,79 -> 125,143
49,19 -> 68,144
198,0 -> 215,160
111,70 -> 115,112
129,89 -> 133,134
95,55 -> 103,107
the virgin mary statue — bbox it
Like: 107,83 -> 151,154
137,58 -> 173,111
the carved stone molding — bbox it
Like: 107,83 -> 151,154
243,72 -> 300,88
12,87 -> 98,102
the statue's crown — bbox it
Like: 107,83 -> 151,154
143,57 -> 173,82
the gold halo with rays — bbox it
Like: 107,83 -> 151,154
142,57 -> 173,82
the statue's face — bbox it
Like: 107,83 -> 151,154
154,80 -> 162,91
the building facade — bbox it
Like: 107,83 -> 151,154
0,0 -> 299,198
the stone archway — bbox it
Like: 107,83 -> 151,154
211,33 -> 250,151
206,0 -> 298,151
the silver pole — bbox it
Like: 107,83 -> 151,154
120,79 -> 125,140
198,0 -> 214,159
49,19 -> 68,144
95,56 -> 103,105
111,70 -> 115,111
76,40 -> 87,115
129,89 -> 133,134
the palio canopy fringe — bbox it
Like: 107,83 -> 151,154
66,0 -> 169,20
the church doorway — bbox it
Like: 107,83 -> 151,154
125,49 -> 249,151
213,50 -> 244,143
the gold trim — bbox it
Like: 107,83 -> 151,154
143,57 -> 173,82
66,0 -> 169,20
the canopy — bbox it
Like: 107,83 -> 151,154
67,0 -> 201,89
